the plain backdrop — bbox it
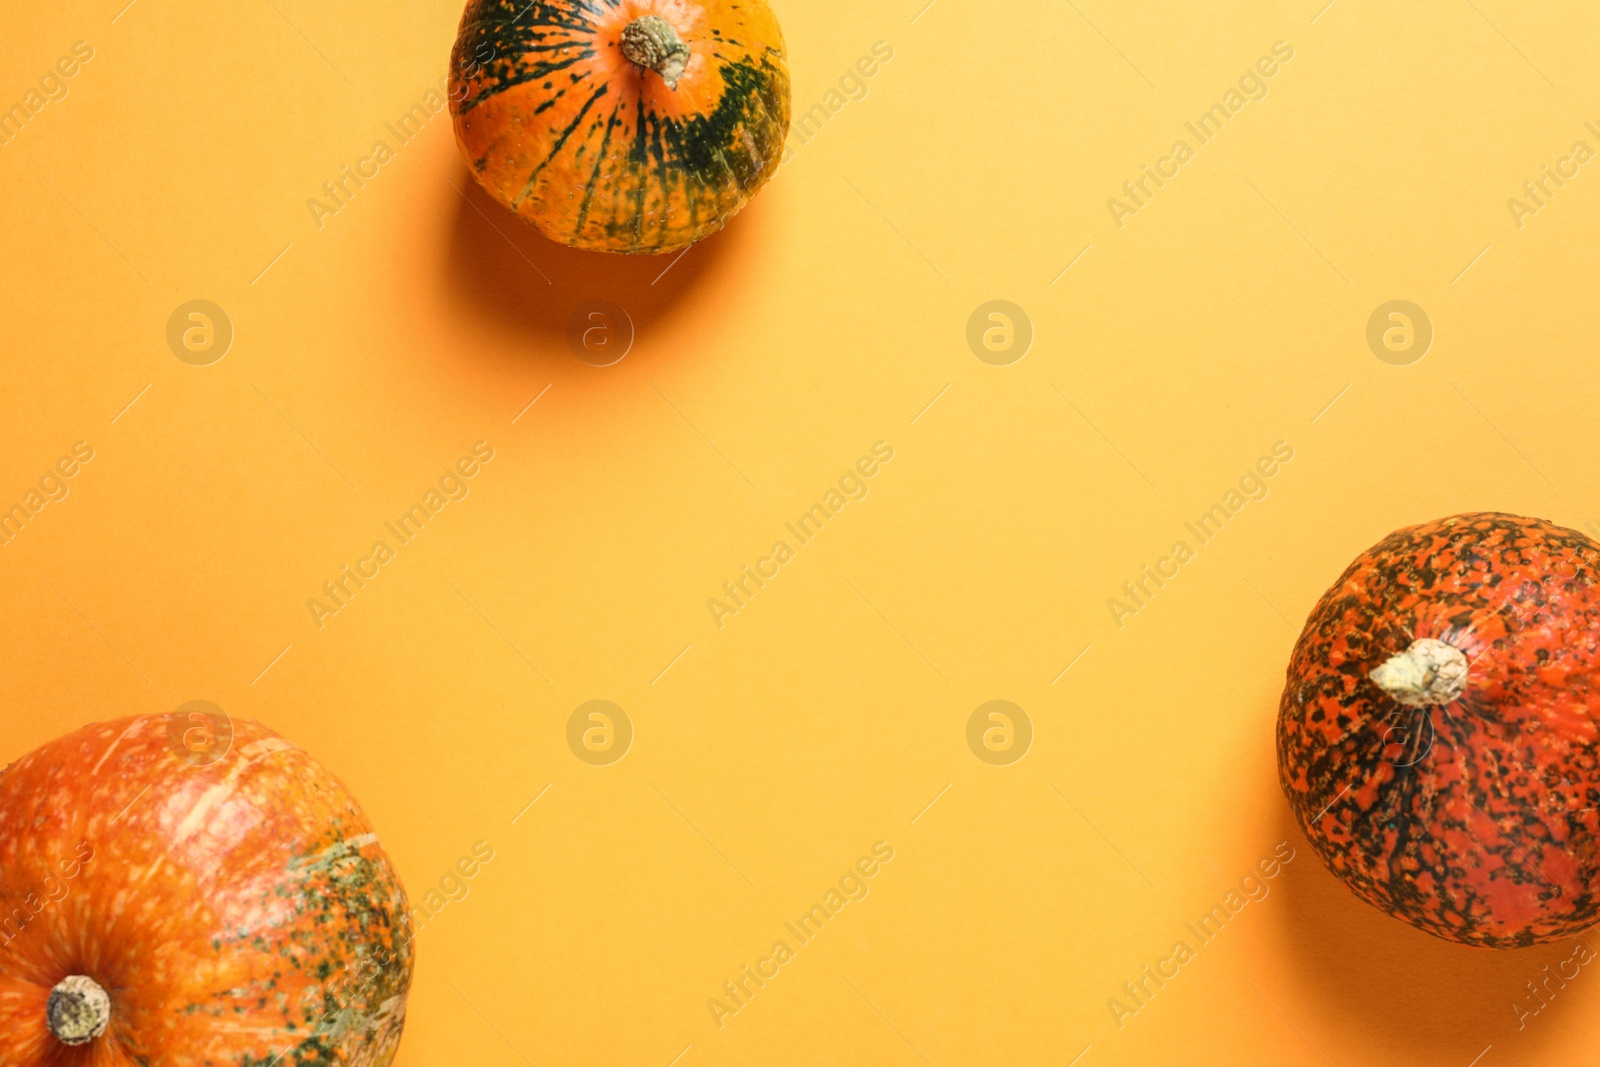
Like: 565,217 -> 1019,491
2,0 -> 1599,1063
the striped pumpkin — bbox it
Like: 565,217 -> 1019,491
449,0 -> 791,254
0,714 -> 413,1064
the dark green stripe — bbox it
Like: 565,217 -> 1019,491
573,102 -> 623,235
512,82 -> 610,206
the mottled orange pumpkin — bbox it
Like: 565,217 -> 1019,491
1279,514 -> 1600,946
0,713 -> 413,1065
449,0 -> 791,253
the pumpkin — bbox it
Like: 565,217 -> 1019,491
1278,513 -> 1600,947
0,713 -> 414,1064
448,0 -> 791,254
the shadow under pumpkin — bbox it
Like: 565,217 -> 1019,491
438,163 -> 766,363
1265,800 -> 1600,1063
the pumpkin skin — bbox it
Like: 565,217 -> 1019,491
1278,513 -> 1600,947
0,714 -> 413,1064
449,0 -> 791,254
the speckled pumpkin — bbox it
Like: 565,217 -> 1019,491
0,714 -> 413,1064
1278,513 -> 1600,947
449,0 -> 791,253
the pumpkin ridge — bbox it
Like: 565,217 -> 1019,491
452,7 -> 595,115
1457,769 -> 1563,903
573,102 -> 625,237
512,81 -> 610,207
1382,757 -> 1426,901
458,44 -> 593,114
643,55 -> 785,213
530,85 -> 569,117
629,94 -> 649,241
670,77 -> 752,202
475,0 -> 591,33
736,52 -> 787,138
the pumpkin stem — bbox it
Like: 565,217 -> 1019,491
620,15 -> 691,90
47,975 -> 111,1046
1370,638 -> 1468,707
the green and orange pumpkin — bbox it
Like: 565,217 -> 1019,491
449,0 -> 792,253
1279,513 -> 1600,947
0,713 -> 413,1063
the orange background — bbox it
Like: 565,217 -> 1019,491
4,0 -> 1600,1064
